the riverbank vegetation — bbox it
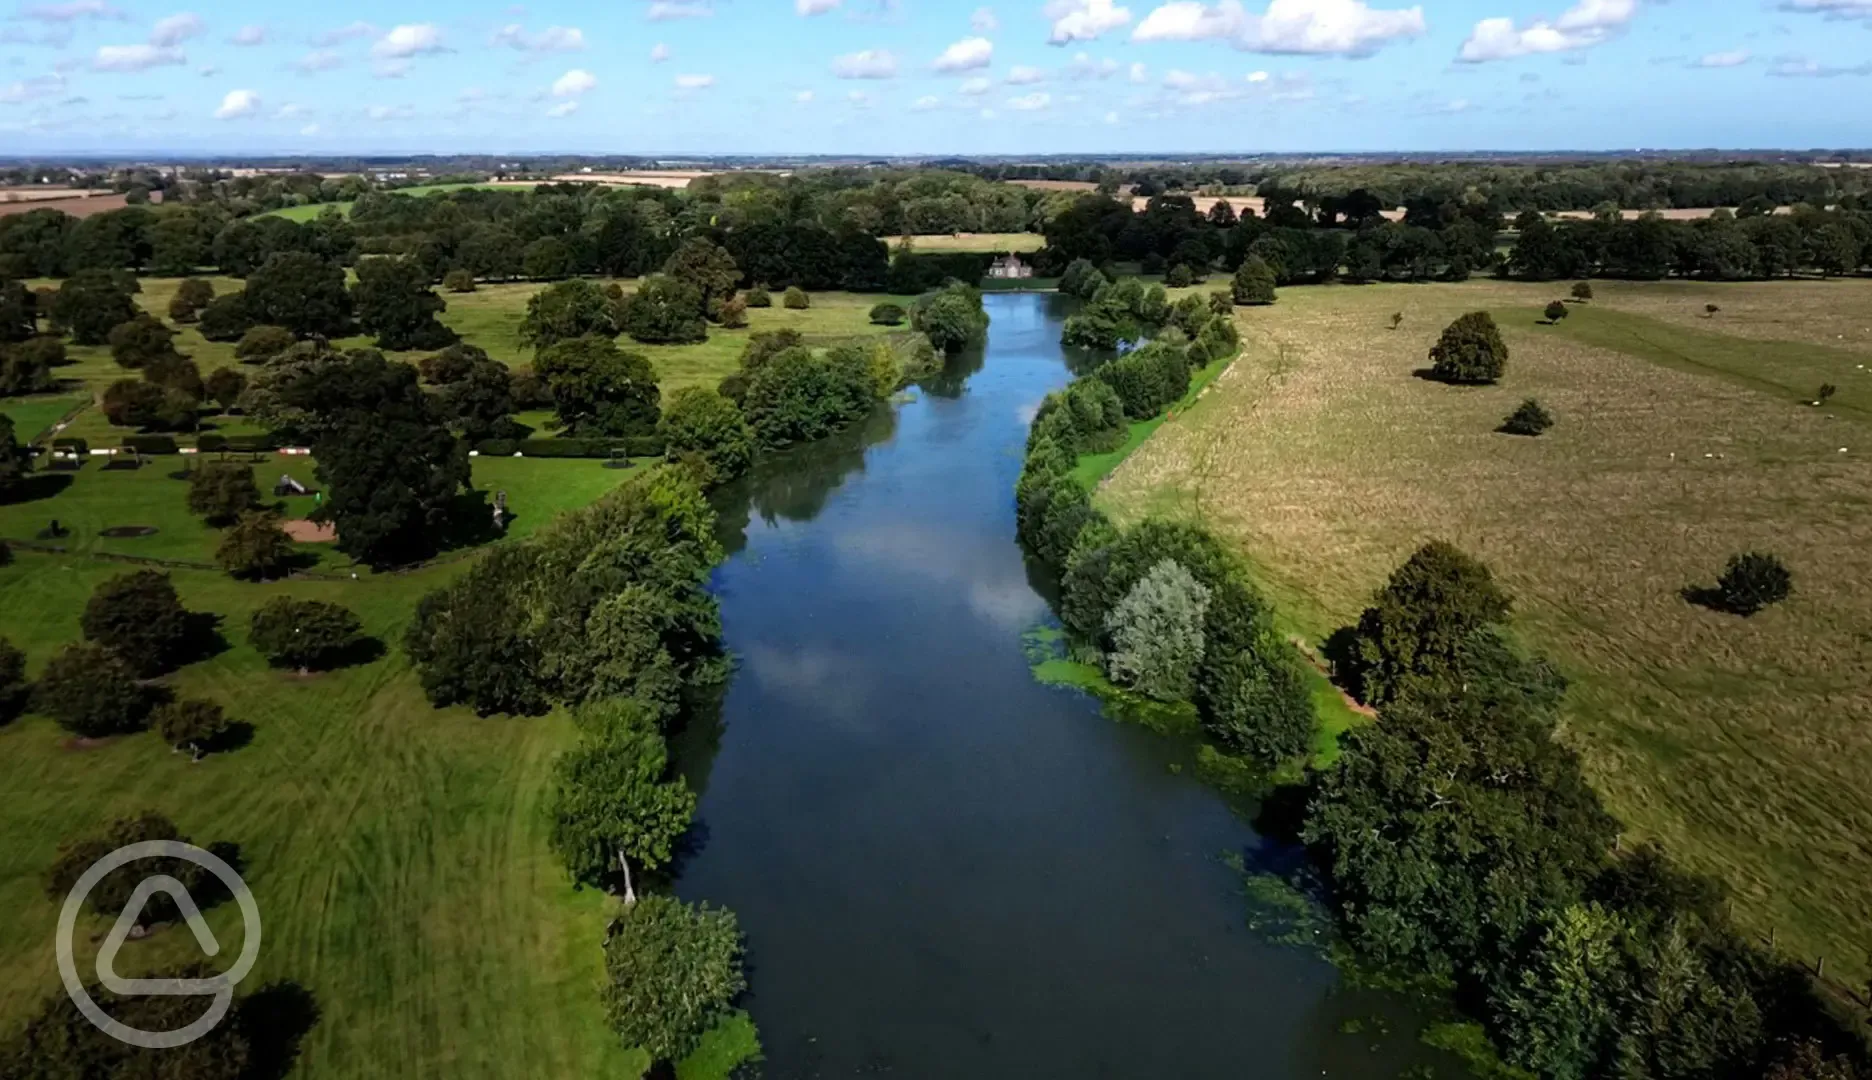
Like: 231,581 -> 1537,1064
1094,276 -> 1872,1071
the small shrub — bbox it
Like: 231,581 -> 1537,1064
0,635 -> 26,723
716,296 -> 748,330
216,510 -> 296,579
151,698 -> 229,760
1544,300 -> 1568,323
1570,281 -> 1593,302
235,325 -> 295,363
745,285 -> 772,308
1499,398 -> 1554,437
1713,552 -> 1792,616
782,286 -> 810,310
1164,264 -> 1194,288
168,277 -> 215,322
442,269 -> 477,293
868,302 -> 907,326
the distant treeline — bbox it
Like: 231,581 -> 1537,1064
1036,191 -> 1872,285
956,161 -> 1872,214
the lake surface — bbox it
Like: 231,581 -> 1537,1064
680,292 -> 1446,1078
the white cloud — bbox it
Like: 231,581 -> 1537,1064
373,60 -> 409,78
980,107 -> 997,119
1692,50 -> 1749,67
273,102 -> 306,118
1104,109 -> 1119,123
797,0 -> 840,13
1068,51 -> 1121,77
313,21 -> 375,46
933,36 -> 993,71
372,23 -> 445,59
1008,90 -> 1051,109
0,74 -> 64,103
546,100 -> 577,116
831,49 -> 897,77
794,89 -> 814,102
846,88 -> 871,106
1133,0 -> 1425,56
19,0 -> 122,22
299,122 -> 319,135
92,43 -> 183,71
971,6 -> 999,31
959,75 -> 992,94
552,68 -> 597,96
1006,64 -> 1046,83
196,63 -> 216,76
213,87 -> 258,118
1767,55 -> 1872,75
674,72 -> 714,88
1247,68 -> 1269,80
229,24 -> 263,45
492,24 -> 585,52
646,1 -> 712,19
912,93 -> 941,109
148,12 -> 201,47
650,42 -> 670,62
365,103 -> 412,121
1458,0 -> 1635,62
293,49 -> 342,74
1128,60 -> 1149,81
1046,0 -> 1131,42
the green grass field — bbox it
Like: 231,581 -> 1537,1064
1100,276 -> 1872,992
0,447 -> 762,1076
260,185 -> 509,222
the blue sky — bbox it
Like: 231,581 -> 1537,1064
3,0 -> 1870,155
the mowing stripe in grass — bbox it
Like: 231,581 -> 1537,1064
1510,305 -> 1872,422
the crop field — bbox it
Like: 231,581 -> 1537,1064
1100,277 -> 1872,989
14,276 -> 912,449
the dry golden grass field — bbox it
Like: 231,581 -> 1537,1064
1102,276 -> 1872,988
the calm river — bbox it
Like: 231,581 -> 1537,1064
678,292 -> 1449,1078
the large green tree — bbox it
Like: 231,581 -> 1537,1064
243,251 -> 352,338
547,698 -> 696,899
186,461 -> 262,525
601,895 -> 746,1065
1429,311 -> 1509,385
249,596 -> 365,671
1345,541 -> 1512,705
533,334 -> 661,438
277,350 -> 469,566
619,275 -> 707,345
49,270 -> 138,345
0,415 -> 29,499
517,278 -> 615,351
661,236 -> 741,310
352,256 -> 457,350
80,569 -> 195,677
33,643 -> 147,737
659,387 -> 754,484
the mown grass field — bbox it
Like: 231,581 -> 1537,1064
888,231 -> 1044,253
16,276 -> 911,448
260,184 -> 508,222
0,445 -> 756,1075
1100,276 -> 1872,990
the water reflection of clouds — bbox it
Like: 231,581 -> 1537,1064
834,523 -> 1049,632
745,643 -> 872,725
